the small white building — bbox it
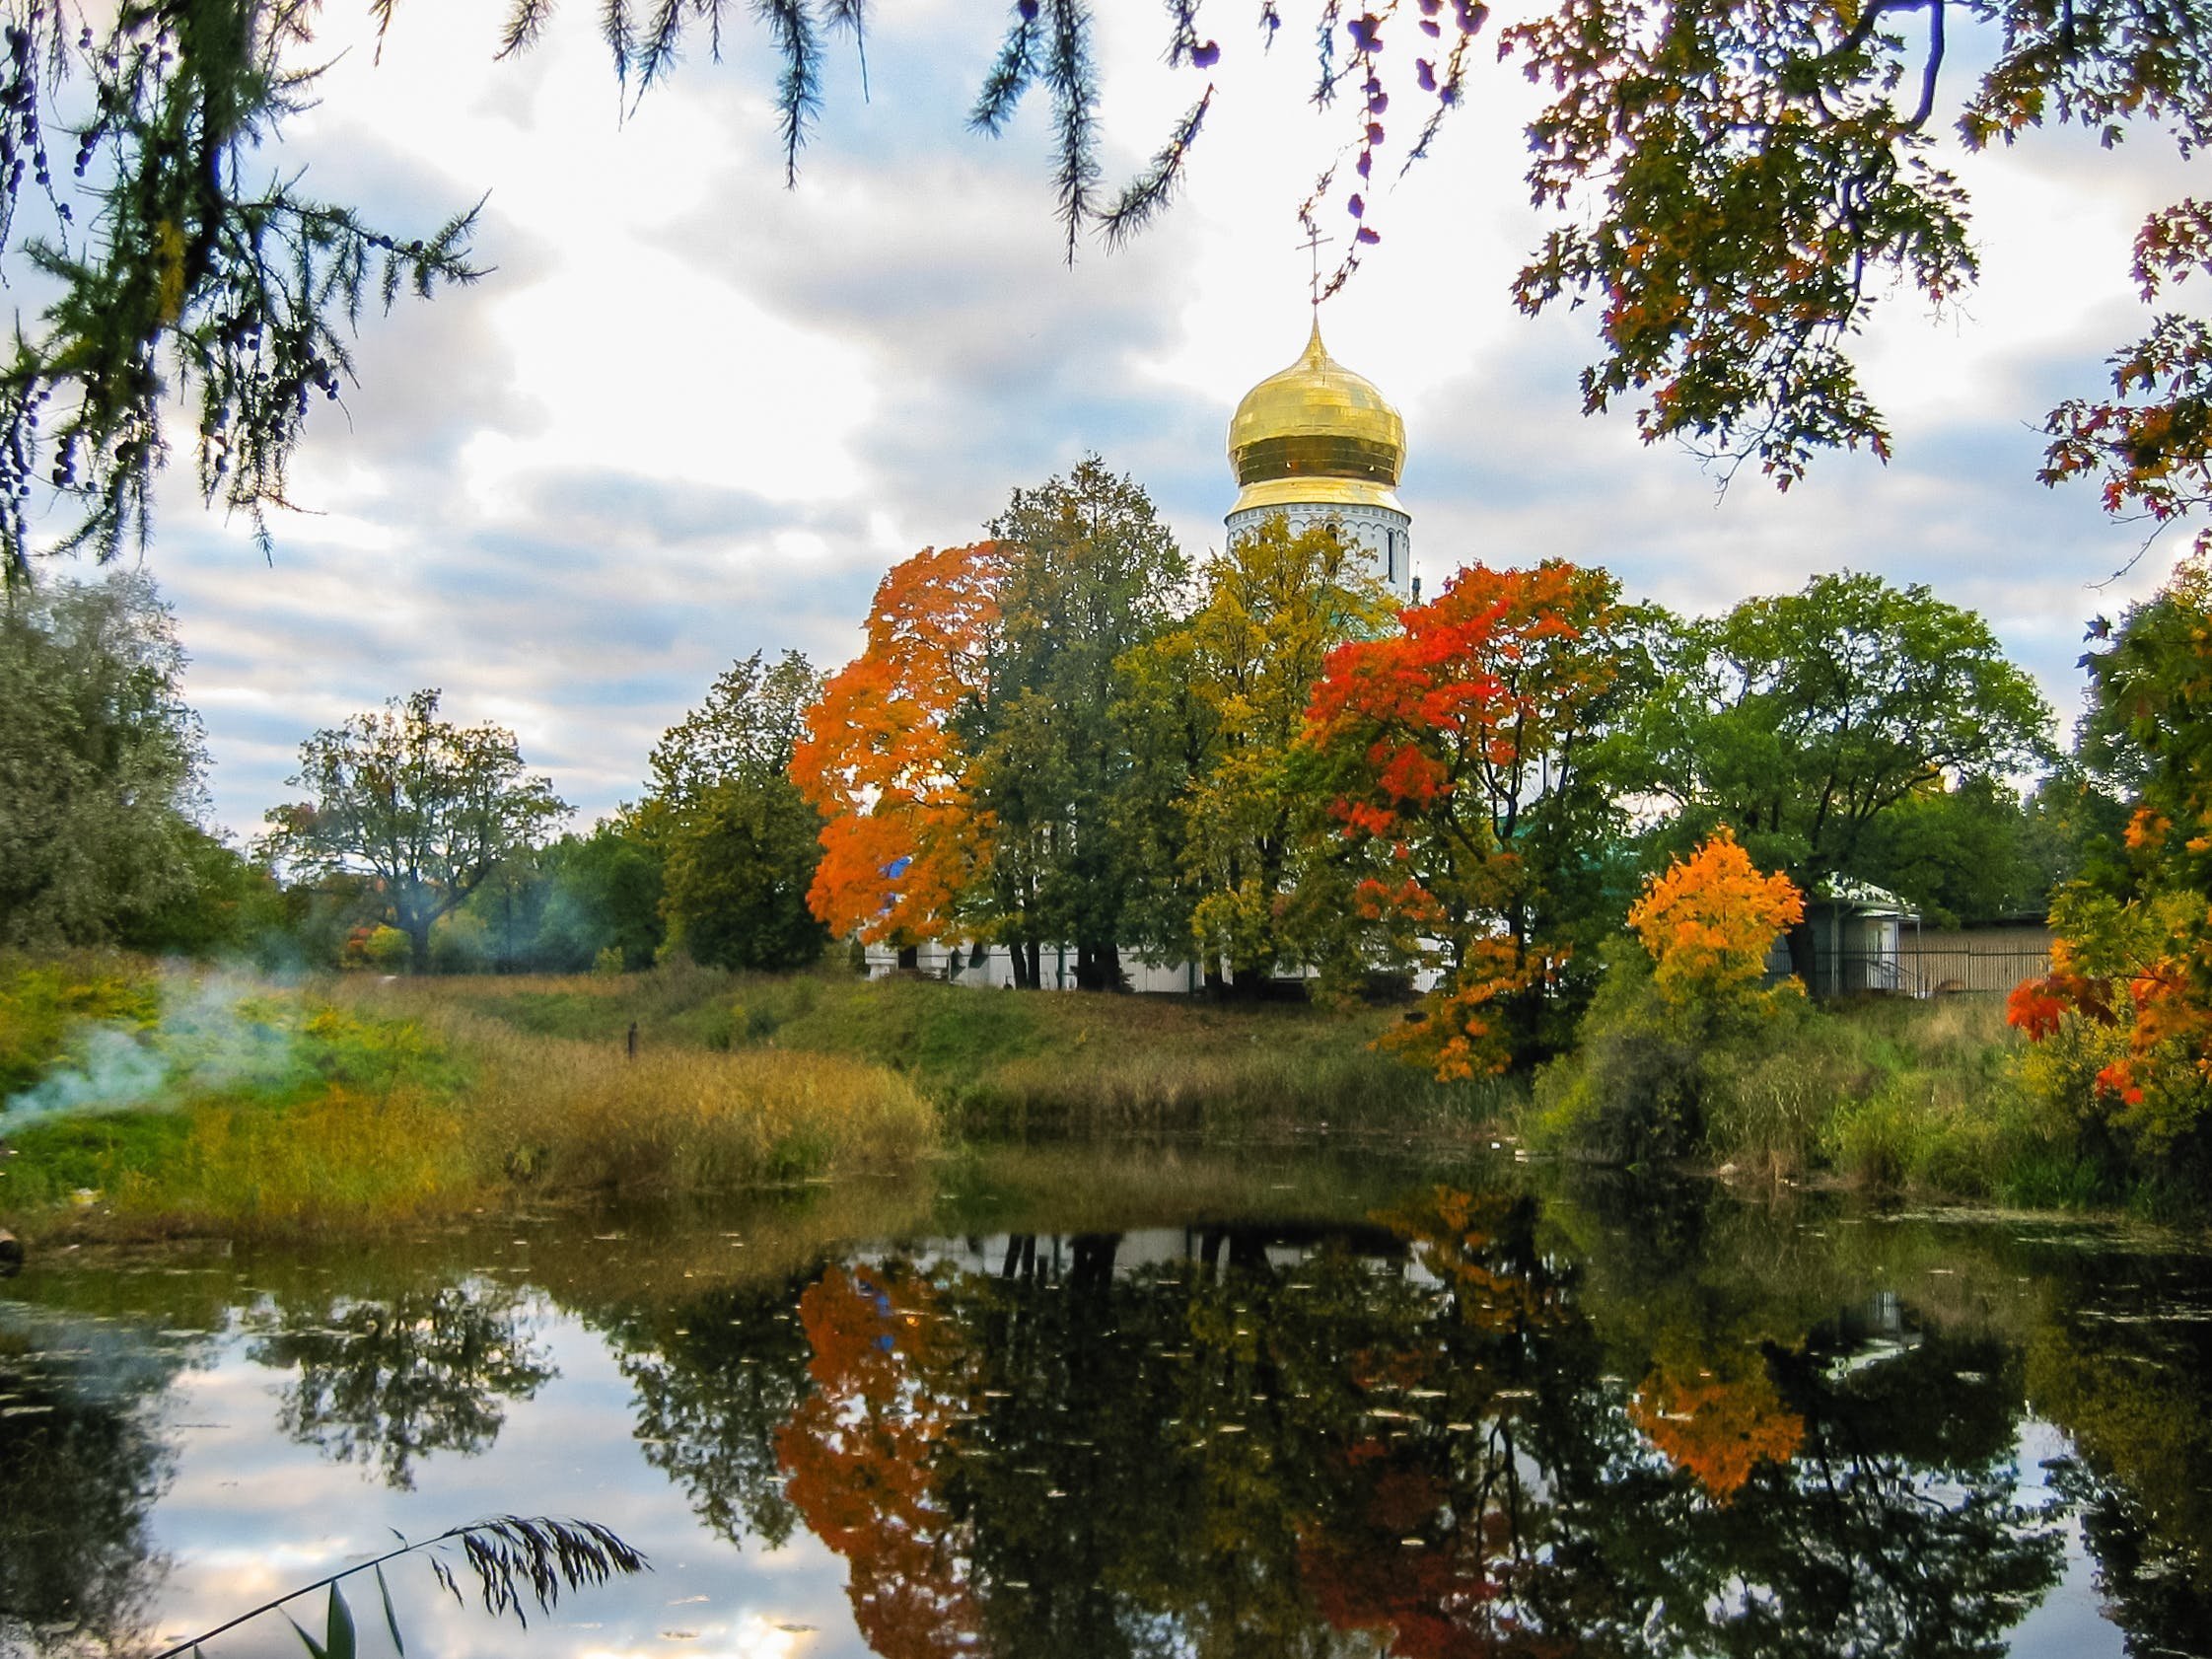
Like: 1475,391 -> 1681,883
1765,877 -> 1921,996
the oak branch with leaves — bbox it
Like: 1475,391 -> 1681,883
0,1 -> 2206,575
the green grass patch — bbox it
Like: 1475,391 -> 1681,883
0,959 -> 944,1240
354,964 -> 1505,1139
0,951 -> 160,1095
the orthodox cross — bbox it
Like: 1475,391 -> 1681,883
1299,225 -> 1334,313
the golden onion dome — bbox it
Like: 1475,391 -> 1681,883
1227,318 -> 1406,517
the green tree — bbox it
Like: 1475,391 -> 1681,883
971,458 -> 1188,990
638,650 -> 825,972
535,821 -> 666,971
1116,514 -> 1396,992
116,824 -> 288,960
1639,571 -> 2052,978
0,568 -> 211,946
1847,775 -> 2050,928
3,5 -> 2204,572
263,688 -> 569,973
659,779 -> 828,972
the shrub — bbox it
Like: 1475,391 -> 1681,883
1534,834 -> 1807,1166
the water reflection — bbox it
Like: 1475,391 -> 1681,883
245,1280 -> 556,1488
605,1274 -> 815,1549
745,1193 -> 2068,1658
2,1166 -> 2208,1658
0,1308 -> 189,1652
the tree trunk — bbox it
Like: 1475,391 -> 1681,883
1024,939 -> 1042,991
1010,943 -> 1034,990
1074,941 -> 1126,992
1069,1232 -> 1120,1290
1785,917 -> 1819,991
405,920 -> 433,974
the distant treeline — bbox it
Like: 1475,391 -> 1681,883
0,461 -> 2122,1021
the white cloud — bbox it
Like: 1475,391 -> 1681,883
32,0 -> 2195,836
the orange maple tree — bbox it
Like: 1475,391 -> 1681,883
790,541 -> 1010,944
1626,830 -> 1804,1010
1302,560 -> 1639,1077
777,1263 -> 981,1659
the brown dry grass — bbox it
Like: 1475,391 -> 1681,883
431,1005 -> 937,1196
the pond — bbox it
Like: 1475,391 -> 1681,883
3,1144 -> 2209,1659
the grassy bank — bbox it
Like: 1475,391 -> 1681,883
359,961 -> 1498,1138
0,957 -> 1496,1241
7,953 -> 2107,1243
0,956 -> 934,1239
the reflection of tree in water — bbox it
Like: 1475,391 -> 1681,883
2051,1459 -> 2212,1657
774,1196 -> 1603,1658
247,1280 -> 555,1488
1532,1289 -> 2062,1659
762,1187 -> 2094,1659
779,1261 -> 984,1659
601,1273 -> 817,1551
1627,1345 -> 1804,1503
0,1322 -> 186,1652
2025,1248 -> 2212,1656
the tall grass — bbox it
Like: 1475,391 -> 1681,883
441,1008 -> 936,1193
946,1042 -> 1497,1136
354,965 -> 1502,1138
109,1085 -> 474,1228
1,961 -> 942,1240
1682,994 -> 2095,1202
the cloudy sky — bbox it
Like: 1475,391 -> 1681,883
79,1 -> 2203,835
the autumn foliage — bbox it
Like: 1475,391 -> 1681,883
1629,1349 -> 1805,1504
778,1263 -> 979,1659
791,541 -> 1010,944
1627,830 -> 1804,1009
2010,559 -> 2212,1150
1303,560 -> 1637,1077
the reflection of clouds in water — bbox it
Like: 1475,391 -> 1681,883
133,1311 -> 858,1659
582,1612 -> 819,1659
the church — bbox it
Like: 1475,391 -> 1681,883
866,317 -> 1413,990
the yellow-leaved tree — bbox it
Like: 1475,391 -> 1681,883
1628,830 -> 1806,1014
1114,515 -> 1396,993
1536,830 -> 1805,1165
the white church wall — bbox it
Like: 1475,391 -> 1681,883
1224,502 -> 1412,597
861,940 -> 1205,994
